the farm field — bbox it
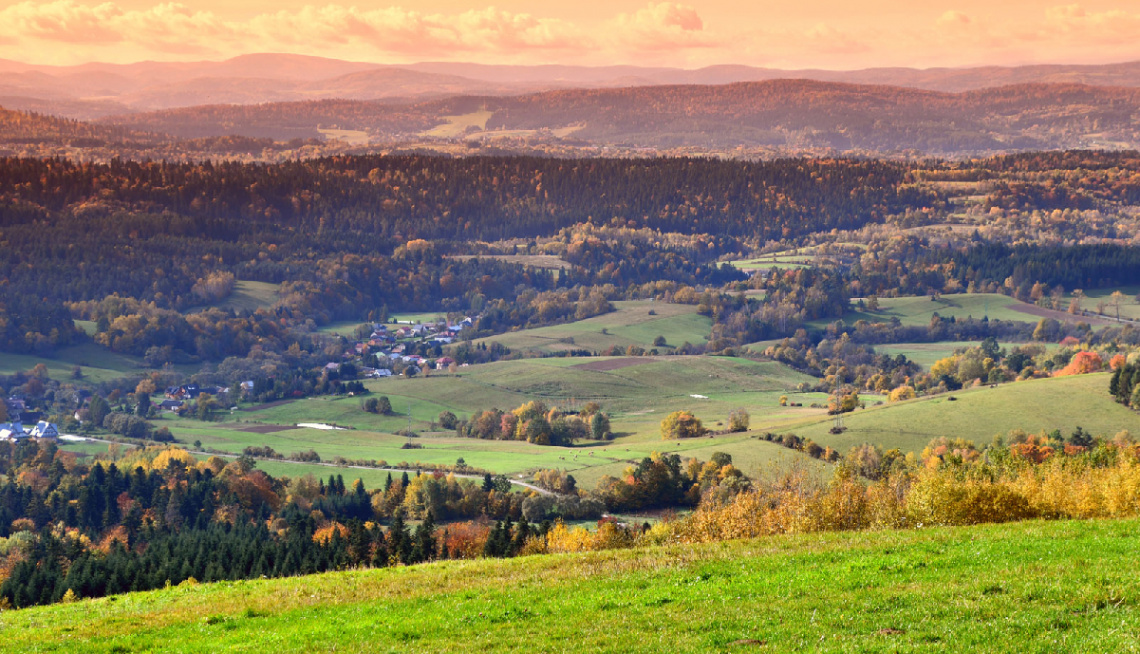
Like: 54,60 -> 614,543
1064,285 -> 1140,321
188,280 -> 280,314
468,300 -> 712,355
871,341 -> 1043,369
777,372 -> 1136,455
316,128 -> 370,145
827,293 -> 1039,327
99,356 -> 827,487
7,518 -> 1138,652
422,110 -> 493,138
444,254 -> 571,270
0,342 -> 172,385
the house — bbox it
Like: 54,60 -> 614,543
5,397 -> 27,417
165,384 -> 201,400
0,422 -> 26,441
371,369 -> 393,378
29,421 -> 58,439
432,335 -> 453,344
447,324 -> 463,333
435,356 -> 456,370
159,399 -> 184,411
324,362 -> 341,372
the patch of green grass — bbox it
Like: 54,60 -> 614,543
1065,285 -> 1140,321
144,356 -> 820,482
0,342 -> 151,385
783,372 -> 1138,455
827,293 -> 1036,327
468,300 -> 712,355
7,518 -> 1139,652
422,110 -> 493,138
317,128 -> 370,145
187,280 -> 280,314
872,341 -> 1050,370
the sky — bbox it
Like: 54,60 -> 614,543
3,1 -> 1140,69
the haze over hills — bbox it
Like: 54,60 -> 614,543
94,80 -> 1140,155
10,53 -> 1140,120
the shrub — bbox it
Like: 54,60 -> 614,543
727,408 -> 750,432
660,410 -> 705,439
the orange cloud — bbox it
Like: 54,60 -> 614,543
1,1 -> 1140,69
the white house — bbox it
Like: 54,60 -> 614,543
29,421 -> 58,439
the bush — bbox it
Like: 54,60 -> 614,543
727,408 -> 750,432
438,411 -> 458,430
660,410 -> 705,439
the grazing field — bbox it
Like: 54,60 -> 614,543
445,254 -> 571,270
830,293 -> 1038,327
316,128 -> 370,145
7,518 -> 1139,652
188,280 -> 280,314
0,342 -> 156,385
1065,285 -> 1140,321
422,110 -> 493,138
780,372 -> 1137,455
872,341 -> 1045,369
469,300 -> 712,355
107,356 -> 825,486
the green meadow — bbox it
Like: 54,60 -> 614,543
6,518 -> 1138,652
779,372 -> 1138,455
469,300 -> 712,355
145,355 -> 827,485
826,293 -> 1038,327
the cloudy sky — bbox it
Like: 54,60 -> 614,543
2,1 -> 1140,69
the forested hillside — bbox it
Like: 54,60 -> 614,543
100,81 -> 1140,153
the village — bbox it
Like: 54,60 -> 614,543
341,315 -> 477,380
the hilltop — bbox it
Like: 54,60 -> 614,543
99,80 -> 1140,154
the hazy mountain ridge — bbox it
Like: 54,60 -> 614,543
94,80 -> 1140,155
10,53 -> 1140,120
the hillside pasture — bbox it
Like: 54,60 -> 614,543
0,342 -> 160,385
140,356 -> 822,484
422,110 -> 493,138
187,280 -> 280,314
7,519 -> 1139,652
779,372 -> 1136,455
872,341 -> 1044,369
445,254 -> 571,270
467,300 -> 711,355
833,293 -> 1035,327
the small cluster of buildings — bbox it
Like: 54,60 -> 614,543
2,395 -> 59,442
0,420 -> 59,442
336,318 -> 476,377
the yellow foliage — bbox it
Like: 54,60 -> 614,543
312,522 -> 349,545
888,385 -> 916,402
151,448 -> 196,472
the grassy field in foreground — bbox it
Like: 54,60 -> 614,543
5,518 -> 1138,652
782,372 -> 1140,455
468,300 -> 712,355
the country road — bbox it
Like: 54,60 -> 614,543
59,435 -> 554,496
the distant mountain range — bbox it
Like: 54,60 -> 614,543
9,53 -> 1140,119
91,80 -> 1140,155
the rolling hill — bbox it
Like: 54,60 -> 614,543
4,518 -> 1137,652
98,80 -> 1140,154
14,53 -> 1140,119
